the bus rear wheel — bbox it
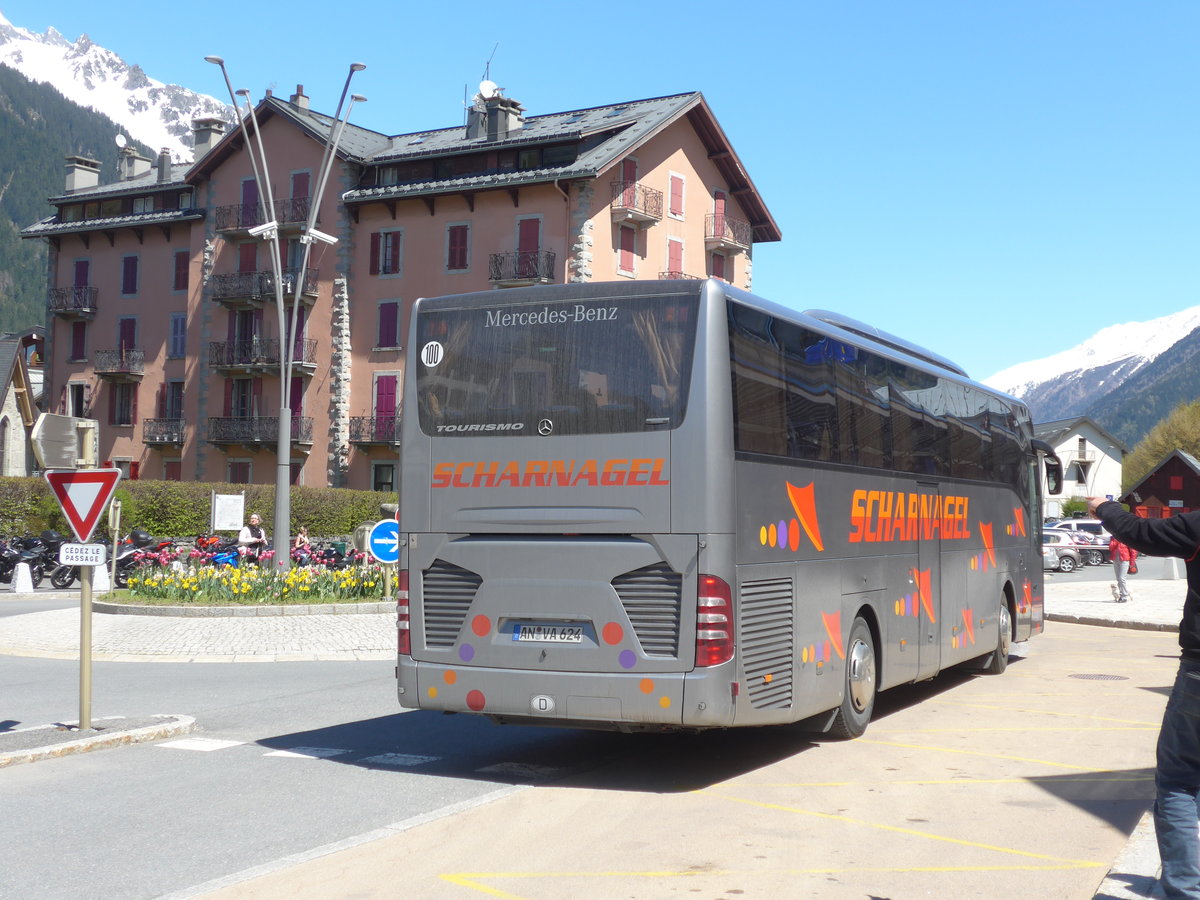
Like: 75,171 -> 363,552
982,602 -> 1011,675
830,616 -> 876,739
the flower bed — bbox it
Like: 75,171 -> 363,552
127,563 -> 397,605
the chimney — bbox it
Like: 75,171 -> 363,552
485,95 -> 525,142
64,155 -> 101,193
119,146 -> 153,181
290,84 -> 309,110
191,117 -> 227,159
157,148 -> 173,183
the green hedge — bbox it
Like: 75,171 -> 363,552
0,476 -> 393,540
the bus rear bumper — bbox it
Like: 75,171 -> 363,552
397,658 -> 737,730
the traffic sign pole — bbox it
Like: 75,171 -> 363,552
80,566 -> 92,730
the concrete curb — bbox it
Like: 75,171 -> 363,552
92,600 -> 392,617
1047,613 -> 1179,633
0,714 -> 196,768
1093,810 -> 1165,899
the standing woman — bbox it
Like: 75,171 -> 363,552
1110,534 -> 1138,603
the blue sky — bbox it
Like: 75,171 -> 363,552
4,0 -> 1197,380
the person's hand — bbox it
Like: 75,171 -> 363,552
1086,497 -> 1107,516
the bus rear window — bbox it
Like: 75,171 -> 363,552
416,294 -> 698,436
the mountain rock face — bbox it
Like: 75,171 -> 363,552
984,307 -> 1200,447
0,11 -> 230,160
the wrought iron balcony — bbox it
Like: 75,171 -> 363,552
207,415 -> 314,448
214,197 -> 313,233
48,286 -> 98,318
349,415 -> 401,445
704,213 -> 752,253
93,348 -> 145,381
610,181 -> 663,226
143,418 -> 186,445
657,271 -> 704,280
209,339 -> 318,373
488,250 -> 556,287
209,268 -> 320,304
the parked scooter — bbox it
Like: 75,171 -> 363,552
0,534 -> 47,588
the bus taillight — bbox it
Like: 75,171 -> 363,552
696,574 -> 734,667
397,569 -> 411,656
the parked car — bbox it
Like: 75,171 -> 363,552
1049,518 -> 1110,541
1069,532 -> 1110,566
1042,531 -> 1083,572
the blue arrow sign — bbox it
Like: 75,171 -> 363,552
367,519 -> 400,564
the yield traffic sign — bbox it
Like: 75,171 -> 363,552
367,519 -> 400,564
44,468 -> 122,542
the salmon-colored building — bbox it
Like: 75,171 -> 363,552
23,87 -> 780,490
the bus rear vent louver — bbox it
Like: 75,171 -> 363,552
611,563 -> 682,657
740,576 -> 794,709
422,559 -> 483,648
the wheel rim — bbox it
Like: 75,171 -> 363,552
998,604 -> 1011,660
847,636 -> 876,713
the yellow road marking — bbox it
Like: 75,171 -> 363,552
743,774 -> 1152,787
706,792 -> 1104,866
857,737 -> 1110,769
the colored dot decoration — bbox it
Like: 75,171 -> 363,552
619,649 -> 637,669
602,622 -> 624,645
458,643 -> 475,662
466,690 -> 486,711
640,678 -> 655,694
471,615 -> 491,637
427,686 -> 438,699
758,516 -> 803,552
443,670 -> 457,685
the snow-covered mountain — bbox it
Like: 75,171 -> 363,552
0,10 -> 230,161
983,305 -> 1200,436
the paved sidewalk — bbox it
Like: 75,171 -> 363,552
1,570 -> 1190,897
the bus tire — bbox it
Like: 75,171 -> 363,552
830,616 -> 876,739
982,601 -> 1011,675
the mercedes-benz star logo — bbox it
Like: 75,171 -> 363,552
538,419 -> 554,436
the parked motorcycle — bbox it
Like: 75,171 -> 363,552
0,534 -> 47,588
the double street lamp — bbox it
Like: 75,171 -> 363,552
205,56 -> 366,571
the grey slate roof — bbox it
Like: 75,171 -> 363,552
46,163 -> 194,203
22,207 -> 204,237
1033,416 -> 1129,454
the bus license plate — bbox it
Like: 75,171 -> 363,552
512,624 -> 583,644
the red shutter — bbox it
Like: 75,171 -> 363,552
669,176 -> 683,216
158,383 -> 167,417
129,461 -> 140,481
448,225 -> 468,269
619,226 -> 635,273
174,251 -> 189,291
621,159 -> 637,207
290,376 -> 303,417
74,260 -> 90,287
239,243 -> 257,273
369,232 -> 381,275
122,257 -> 138,294
291,171 -> 309,199
379,302 -> 398,348
712,253 -> 726,280
223,380 -> 233,417
668,239 -> 683,275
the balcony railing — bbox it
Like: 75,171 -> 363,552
349,415 -> 401,445
48,286 -> 99,318
704,213 -> 752,252
207,415 -> 314,446
208,339 -> 318,372
209,268 -> 320,303
143,418 -> 186,445
93,348 -> 145,380
214,197 -> 313,232
488,250 -> 556,287
657,271 -> 705,280
610,181 -> 663,226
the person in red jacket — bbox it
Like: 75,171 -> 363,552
1089,496 -> 1200,900
1110,535 -> 1138,603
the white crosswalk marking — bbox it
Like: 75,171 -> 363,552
358,753 -> 438,767
157,738 -> 245,752
263,747 -> 349,759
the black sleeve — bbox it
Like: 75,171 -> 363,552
1096,501 -> 1200,560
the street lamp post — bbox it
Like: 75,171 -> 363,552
205,57 -> 366,572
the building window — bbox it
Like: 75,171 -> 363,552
169,314 -> 186,358
177,190 -> 193,209
109,383 -> 137,426
70,321 -> 87,361
669,173 -> 685,218
69,383 -> 86,417
121,255 -> 139,295
377,301 -> 400,349
711,252 -> 727,281
1171,475 -> 1184,491
370,230 -> 403,276
373,462 -> 396,493
667,238 -> 684,277
132,196 -> 153,214
228,460 -> 251,484
173,251 -> 189,291
447,224 -> 470,271
161,381 -> 185,419
164,460 -> 182,481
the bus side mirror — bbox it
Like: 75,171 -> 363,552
1031,439 -> 1063,495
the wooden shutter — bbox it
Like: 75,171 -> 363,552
669,175 -> 683,216
74,259 -> 90,287
122,256 -> 138,294
379,302 -> 398,348
174,251 -> 189,291
369,232 -> 381,275
619,226 -> 635,273
157,383 -> 167,417
223,379 -> 234,417
448,225 -> 468,269
239,242 -> 257,273
668,239 -> 683,275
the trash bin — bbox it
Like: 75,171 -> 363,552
333,541 -> 348,556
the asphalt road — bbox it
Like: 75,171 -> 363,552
1,617 -> 1177,900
